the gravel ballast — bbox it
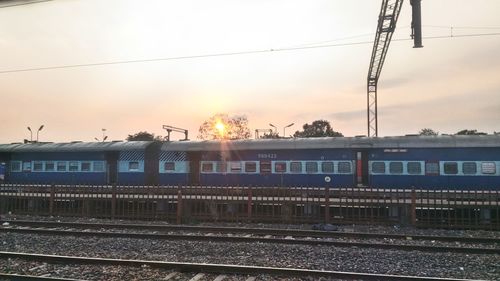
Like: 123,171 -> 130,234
1,232 -> 499,280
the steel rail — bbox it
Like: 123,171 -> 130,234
0,273 -> 84,281
1,227 -> 498,255
2,220 -> 499,244
0,252 -> 486,281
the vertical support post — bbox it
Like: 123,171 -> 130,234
247,187 -> 252,221
411,189 -> 417,226
49,184 -> 55,216
111,183 -> 116,219
324,187 -> 330,223
176,186 -> 183,224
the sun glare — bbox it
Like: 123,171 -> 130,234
215,121 -> 225,136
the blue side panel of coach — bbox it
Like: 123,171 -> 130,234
157,150 -> 190,185
117,150 -> 146,185
8,152 -> 107,184
368,147 -> 500,189
199,149 -> 356,187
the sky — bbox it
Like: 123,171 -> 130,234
1,0 -> 499,143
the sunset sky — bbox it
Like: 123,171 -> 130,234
1,0 -> 499,143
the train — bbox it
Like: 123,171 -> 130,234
0,135 -> 499,189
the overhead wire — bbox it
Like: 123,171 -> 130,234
424,25 -> 500,30
0,0 -> 53,8
0,32 -> 499,75
285,32 -> 375,48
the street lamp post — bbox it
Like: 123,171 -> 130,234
95,129 -> 108,142
27,127 -> 32,142
283,123 -> 294,138
36,125 -> 44,142
269,123 -> 277,134
269,123 -> 294,138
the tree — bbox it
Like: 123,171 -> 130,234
260,131 -> 281,139
293,120 -> 343,138
418,128 -> 439,136
127,131 -> 163,141
455,129 -> 487,136
198,113 -> 251,140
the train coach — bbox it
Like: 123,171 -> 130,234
0,141 -> 158,185
0,135 -> 499,189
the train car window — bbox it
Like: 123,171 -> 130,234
201,162 -> 213,173
481,162 -> 496,174
407,162 -> 421,174
275,162 -> 287,173
164,162 -> 175,171
215,162 -> 227,173
23,162 -> 31,172
81,162 -> 91,172
321,162 -> 334,173
260,161 -> 271,173
305,162 -> 318,173
425,162 -> 439,175
290,162 -> 302,173
69,161 -> 79,172
128,161 -> 139,171
338,162 -> 352,174
93,161 -> 104,172
230,162 -> 242,172
45,162 -> 55,172
371,162 -> 385,174
245,162 -> 257,173
462,162 -> 477,175
33,161 -> 43,172
57,161 -> 67,172
389,162 -> 403,174
10,161 -> 21,172
443,162 -> 458,175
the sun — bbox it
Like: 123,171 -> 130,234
215,121 -> 225,137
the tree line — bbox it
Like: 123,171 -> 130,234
126,113 -> 498,141
418,128 -> 492,136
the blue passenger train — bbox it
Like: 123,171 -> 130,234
0,135 -> 499,189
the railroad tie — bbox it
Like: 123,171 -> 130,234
189,273 -> 205,281
213,275 -> 227,281
161,271 -> 179,280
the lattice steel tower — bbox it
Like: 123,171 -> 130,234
367,0 -> 422,137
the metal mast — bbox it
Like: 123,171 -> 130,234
367,0 -> 423,137
367,0 -> 404,137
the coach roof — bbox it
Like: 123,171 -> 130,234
0,141 -> 152,153
161,135 -> 500,151
1,135 -> 498,153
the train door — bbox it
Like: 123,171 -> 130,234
356,151 -> 370,187
105,152 -> 119,185
0,153 -> 10,183
0,162 -> 5,183
188,151 -> 201,185
144,142 -> 162,185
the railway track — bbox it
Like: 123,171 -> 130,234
0,251 -> 487,281
1,226 -> 499,255
1,220 -> 499,255
0,273 -> 84,281
2,219 -> 498,243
